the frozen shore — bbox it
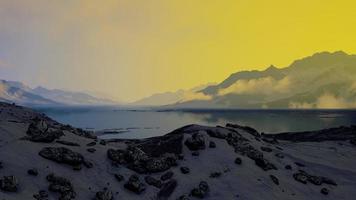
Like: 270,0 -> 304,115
0,102 -> 356,200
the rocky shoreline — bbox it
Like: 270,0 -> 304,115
0,102 -> 356,199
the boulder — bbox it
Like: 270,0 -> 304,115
39,147 -> 84,167
144,176 -> 162,188
95,188 -> 113,200
26,120 -> 63,143
184,132 -> 206,151
124,175 -> 146,194
180,167 -> 190,174
161,171 -> 174,181
0,175 -> 18,192
46,173 -> 75,200
270,175 -> 279,185
157,179 -> 177,200
28,168 -> 39,176
191,181 -> 209,198
33,190 -> 49,200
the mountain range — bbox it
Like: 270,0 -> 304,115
2,51 -> 356,109
0,80 -> 117,106
162,51 -> 356,109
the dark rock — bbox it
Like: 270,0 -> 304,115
114,174 -> 124,182
56,140 -> 80,147
191,181 -> 209,199
39,147 -> 84,167
322,177 -> 337,186
161,171 -> 174,181
285,165 -> 292,170
180,167 -> 190,174
83,160 -> 93,168
192,151 -> 200,156
46,173 -> 75,200
270,175 -> 279,185
107,149 -> 126,164
137,134 -> 184,157
261,146 -> 273,152
293,172 -> 308,184
145,154 -> 178,173
177,195 -> 190,200
321,188 -> 329,195
254,158 -> 277,171
293,170 -> 337,186
226,123 -> 260,137
0,161 -> 3,169
87,142 -> 97,146
209,141 -> 216,148
26,120 -> 63,143
209,172 -> 222,178
234,157 -> 242,165
275,153 -> 284,159
157,179 -> 177,200
87,148 -> 96,153
28,168 -> 38,176
72,165 -> 82,171
0,175 -> 18,192
124,175 -> 146,194
144,176 -> 162,188
99,140 -> 107,146
33,190 -> 49,200
95,188 -> 113,200
184,132 -> 206,151
178,154 -> 184,160
294,162 -> 305,167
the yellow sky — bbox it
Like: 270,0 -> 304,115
1,0 -> 356,102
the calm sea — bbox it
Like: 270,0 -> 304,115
35,106 -> 356,139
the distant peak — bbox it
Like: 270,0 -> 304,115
265,65 -> 278,71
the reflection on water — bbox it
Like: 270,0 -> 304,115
36,107 -> 356,139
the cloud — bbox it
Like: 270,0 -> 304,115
315,93 -> 356,109
218,76 -> 291,96
289,102 -> 314,109
289,93 -> 356,109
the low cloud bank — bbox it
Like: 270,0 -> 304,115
218,76 -> 291,96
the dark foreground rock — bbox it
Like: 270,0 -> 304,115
95,188 -> 114,200
39,147 -> 86,167
191,181 -> 209,198
157,179 -> 177,200
26,119 -> 63,143
124,175 -> 146,194
0,175 -> 18,192
293,170 -> 337,186
46,173 -> 75,200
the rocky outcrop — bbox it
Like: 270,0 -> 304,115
26,119 -> 63,143
124,175 -> 146,194
293,170 -> 337,186
191,181 -> 209,198
95,188 -> 114,200
107,146 -> 178,174
184,132 -> 206,151
0,175 -> 18,192
46,173 -> 75,200
157,179 -> 177,200
39,147 -> 88,168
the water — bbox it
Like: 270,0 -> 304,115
35,106 -> 356,139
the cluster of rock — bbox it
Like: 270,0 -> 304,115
39,147 -> 93,169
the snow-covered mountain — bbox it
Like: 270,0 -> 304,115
0,80 -> 118,106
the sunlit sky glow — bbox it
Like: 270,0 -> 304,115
1,0 -> 356,102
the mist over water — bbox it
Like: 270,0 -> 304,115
36,106 -> 356,139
